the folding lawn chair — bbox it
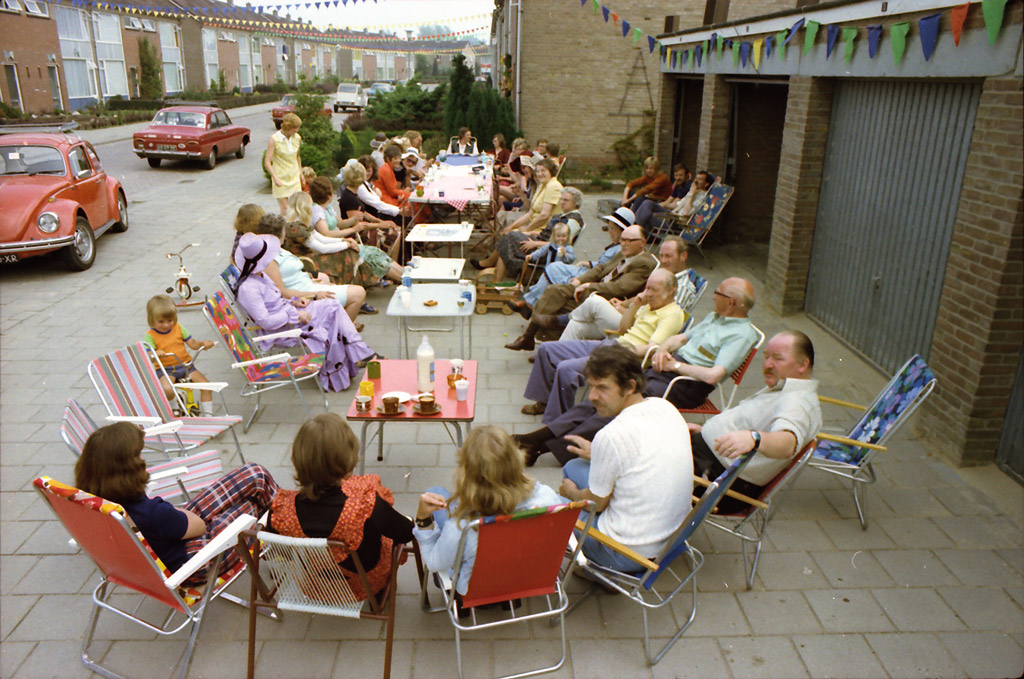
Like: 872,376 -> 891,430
418,501 -> 595,679
697,439 -> 817,588
203,291 -> 328,432
810,354 -> 937,529
568,453 -> 754,665
684,269 -> 708,315
61,398 -> 224,504
33,475 -> 257,679
88,342 -> 244,461
239,530 -> 413,679
649,183 -> 734,268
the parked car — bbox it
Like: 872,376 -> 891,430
271,94 -> 334,128
332,83 -> 366,112
132,103 -> 250,170
365,82 -> 394,100
0,124 -> 127,271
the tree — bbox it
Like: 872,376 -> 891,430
443,54 -> 473,137
137,37 -> 163,99
464,86 -> 519,151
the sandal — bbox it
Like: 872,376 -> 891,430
360,303 -> 378,315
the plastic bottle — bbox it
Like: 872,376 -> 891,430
416,335 -> 435,393
402,265 -> 413,288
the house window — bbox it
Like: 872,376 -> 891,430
23,0 -> 46,16
0,0 -> 24,13
3,64 -> 22,111
140,19 -> 155,31
124,16 -> 143,30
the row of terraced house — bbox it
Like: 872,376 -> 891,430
0,0 -> 441,114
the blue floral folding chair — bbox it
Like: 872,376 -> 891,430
810,354 -> 937,529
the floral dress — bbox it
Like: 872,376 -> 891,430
283,220 -> 377,289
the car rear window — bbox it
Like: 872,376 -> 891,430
281,95 -> 295,105
0,145 -> 66,176
338,84 -> 359,94
152,111 -> 206,127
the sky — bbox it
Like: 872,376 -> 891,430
278,0 -> 493,37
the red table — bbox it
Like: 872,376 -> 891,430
346,360 -> 477,474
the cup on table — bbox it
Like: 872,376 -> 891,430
418,394 -> 437,413
382,396 -> 400,414
358,380 -> 374,398
455,379 -> 469,402
367,360 -> 381,379
398,288 -> 411,308
355,395 -> 371,412
411,255 -> 422,268
415,185 -> 424,197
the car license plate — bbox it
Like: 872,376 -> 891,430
0,254 -> 20,264
157,144 -> 177,152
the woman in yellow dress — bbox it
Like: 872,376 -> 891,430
265,112 -> 302,215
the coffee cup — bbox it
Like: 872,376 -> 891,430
415,185 -> 424,197
418,394 -> 436,413
382,396 -> 400,414
355,395 -> 371,412
411,255 -> 422,268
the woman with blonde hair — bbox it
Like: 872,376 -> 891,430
231,203 -> 265,261
414,426 -> 561,604
282,191 -> 377,290
265,112 -> 303,215
269,413 -> 412,600
620,156 -> 671,209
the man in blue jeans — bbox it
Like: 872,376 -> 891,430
555,345 -> 692,573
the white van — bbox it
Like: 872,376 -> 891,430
332,83 -> 366,112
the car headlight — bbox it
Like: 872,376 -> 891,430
37,212 -> 60,234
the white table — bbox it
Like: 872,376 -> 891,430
409,257 -> 465,281
405,222 -> 475,258
385,283 -> 475,358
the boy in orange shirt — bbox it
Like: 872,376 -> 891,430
143,295 -> 216,415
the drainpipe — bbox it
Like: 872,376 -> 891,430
513,0 -> 522,126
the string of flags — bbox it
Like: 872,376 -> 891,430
201,19 -> 488,44
654,0 -> 1011,71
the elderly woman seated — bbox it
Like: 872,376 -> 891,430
470,186 -> 584,283
233,233 -> 377,391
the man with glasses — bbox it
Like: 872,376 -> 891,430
505,224 -> 657,351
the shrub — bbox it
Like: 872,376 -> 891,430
0,101 -> 23,119
610,112 -> 655,177
299,144 -> 330,176
107,98 -> 163,111
138,37 -> 163,99
464,86 -> 519,152
443,54 -> 473,136
364,76 -> 445,130
293,92 -> 341,175
343,110 -> 368,131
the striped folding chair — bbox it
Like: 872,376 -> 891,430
87,343 -> 244,462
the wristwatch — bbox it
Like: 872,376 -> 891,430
750,431 -> 762,451
415,516 -> 434,528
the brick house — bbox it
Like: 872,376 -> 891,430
654,0 -> 1023,470
0,0 -> 64,113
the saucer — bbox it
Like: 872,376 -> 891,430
412,403 -> 442,416
381,391 -> 411,403
376,403 -> 407,416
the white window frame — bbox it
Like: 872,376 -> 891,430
218,30 -> 236,43
0,0 -> 24,14
47,64 -> 63,110
124,16 -> 143,30
3,64 -> 24,112
140,18 -> 155,32
23,0 -> 47,16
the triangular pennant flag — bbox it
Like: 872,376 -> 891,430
785,18 -> 804,44
826,24 -> 839,58
732,40 -> 740,66
709,33 -> 717,52
981,0 -> 1008,45
951,3 -> 969,46
682,49 -> 688,65
665,48 -> 671,66
702,39 -> 709,58
648,35 -> 656,53
717,34 -> 725,58
842,27 -> 857,64
739,41 -> 750,67
580,0 -> 587,6
633,27 -> 642,44
621,20 -> 630,37
695,44 -> 703,67
804,20 -> 820,55
601,5 -> 608,22
776,30 -> 787,59
891,22 -> 910,65
753,39 -> 763,68
867,25 -> 882,57
765,35 -> 773,59
919,13 -> 940,60
591,0 -> 598,15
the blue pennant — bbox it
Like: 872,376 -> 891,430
785,18 -> 804,45
867,25 -> 882,58
919,13 -> 941,61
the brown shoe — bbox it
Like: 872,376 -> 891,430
521,402 -> 546,416
528,354 -> 536,364
532,313 -> 561,331
504,333 -> 535,351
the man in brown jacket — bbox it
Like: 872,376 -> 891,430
505,224 -> 657,351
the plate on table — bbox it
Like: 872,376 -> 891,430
381,391 -> 411,403
376,403 -> 407,416
412,403 -> 442,416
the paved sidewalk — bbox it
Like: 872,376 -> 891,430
1,182 -> 1021,678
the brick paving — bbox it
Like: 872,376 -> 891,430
1,117 -> 1021,677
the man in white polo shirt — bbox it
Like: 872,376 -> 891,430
557,344 -> 692,573
691,330 -> 821,512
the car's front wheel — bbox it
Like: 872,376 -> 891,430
147,157 -> 161,168
111,191 -> 129,233
236,142 -> 246,159
62,216 -> 96,271
274,120 -> 282,129
205,149 -> 217,170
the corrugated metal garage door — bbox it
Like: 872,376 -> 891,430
804,80 -> 980,373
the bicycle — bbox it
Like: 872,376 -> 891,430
166,243 -> 204,308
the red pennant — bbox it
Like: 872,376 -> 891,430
951,3 -> 969,45
611,12 -> 618,26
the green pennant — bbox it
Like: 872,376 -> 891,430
633,27 -> 642,44
732,41 -> 740,66
591,0 -> 598,15
702,39 -> 709,60
804,20 -> 820,55
891,22 -> 910,65
776,30 -> 787,60
842,26 -> 858,64
717,34 -> 725,58
982,0 -> 1009,45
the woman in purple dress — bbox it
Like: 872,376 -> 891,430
233,233 -> 378,391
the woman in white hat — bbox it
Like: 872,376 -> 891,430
233,233 -> 378,391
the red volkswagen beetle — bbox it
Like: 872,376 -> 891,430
133,103 -> 250,170
0,125 -> 127,271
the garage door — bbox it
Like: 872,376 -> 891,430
804,79 -> 981,372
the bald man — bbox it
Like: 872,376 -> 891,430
506,224 -> 657,351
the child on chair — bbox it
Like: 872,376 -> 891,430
525,222 -> 575,270
143,294 -> 216,416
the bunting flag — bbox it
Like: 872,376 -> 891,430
648,35 -> 656,53
695,43 -> 703,67
710,32 -> 718,52
981,0 -> 1008,45
591,0 -> 598,15
621,20 -> 630,37
702,39 -> 709,59
842,27 -> 857,64
681,49 -> 688,65
826,24 -> 840,58
732,40 -> 740,66
867,25 -> 883,58
580,0 -> 587,6
804,20 -> 820,55
776,30 -> 787,59
765,35 -> 773,59
633,27 -> 642,44
601,5 -> 609,22
891,22 -> 910,65
785,18 -> 805,45
919,13 -> 941,60
739,41 -> 750,67
753,38 -> 763,68
717,34 -> 725,57
951,3 -> 969,45
611,12 -> 619,25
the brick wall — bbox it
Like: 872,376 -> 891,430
180,19 -> 205,91
765,76 -> 833,315
0,11 -> 64,113
260,43 -> 276,85
218,38 -> 240,90
919,76 -> 1024,466
727,0 -> 799,22
696,73 -> 730,178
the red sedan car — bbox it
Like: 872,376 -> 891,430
133,104 -> 250,170
0,125 -> 127,271
271,94 -> 332,128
